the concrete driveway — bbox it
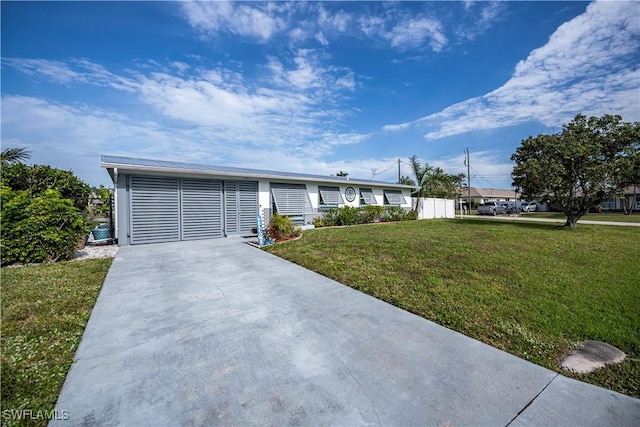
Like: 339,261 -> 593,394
52,238 -> 640,426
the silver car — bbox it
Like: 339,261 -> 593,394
477,201 -> 507,215
520,201 -> 537,212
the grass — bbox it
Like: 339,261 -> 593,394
265,219 -> 640,398
458,210 -> 640,223
1,258 -> 112,427
526,211 -> 640,223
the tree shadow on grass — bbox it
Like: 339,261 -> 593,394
457,218 -> 567,232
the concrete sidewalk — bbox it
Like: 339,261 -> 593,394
52,238 -> 640,426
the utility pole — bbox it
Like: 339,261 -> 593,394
398,158 -> 401,183
465,148 -> 471,211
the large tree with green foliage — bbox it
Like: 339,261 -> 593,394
511,114 -> 640,227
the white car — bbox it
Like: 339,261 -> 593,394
520,202 -> 537,212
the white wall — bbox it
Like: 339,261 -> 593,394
414,198 -> 455,219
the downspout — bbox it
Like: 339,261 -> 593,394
113,168 -> 118,244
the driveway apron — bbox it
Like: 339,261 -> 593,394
52,238 -> 640,426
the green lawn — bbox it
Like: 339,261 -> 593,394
457,210 -> 640,223
265,219 -> 640,398
526,211 -> 640,223
1,259 -> 112,427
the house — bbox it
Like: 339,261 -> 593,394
101,155 -> 414,246
602,185 -> 640,211
463,187 -> 520,208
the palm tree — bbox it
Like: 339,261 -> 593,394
1,147 -> 31,165
399,175 -> 415,186
409,155 -> 433,212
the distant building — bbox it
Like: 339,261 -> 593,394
462,187 -> 520,208
602,185 -> 640,211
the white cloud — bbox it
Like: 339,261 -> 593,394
2,49 -> 368,186
358,11 -> 447,52
315,31 -> 329,46
181,1 -> 285,41
457,1 -> 507,41
266,50 -> 355,92
385,0 -> 640,140
387,17 -> 447,52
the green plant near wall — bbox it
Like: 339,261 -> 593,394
266,213 -> 301,242
363,205 -> 384,223
318,205 -> 416,227
1,187 -> 87,263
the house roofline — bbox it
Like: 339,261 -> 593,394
100,155 -> 417,190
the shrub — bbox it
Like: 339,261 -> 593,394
363,205 -> 384,223
1,163 -> 91,210
266,213 -> 301,242
382,206 -> 418,222
1,188 -> 87,263
312,216 -> 325,228
318,205 -> 417,227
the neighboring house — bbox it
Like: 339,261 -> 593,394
602,185 -> 640,211
463,187 -> 520,208
101,155 -> 414,246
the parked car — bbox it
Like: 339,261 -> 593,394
520,201 -> 537,212
477,201 -> 507,215
502,202 -> 519,214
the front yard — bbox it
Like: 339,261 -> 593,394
265,219 -> 640,398
1,259 -> 112,427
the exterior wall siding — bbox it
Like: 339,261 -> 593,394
113,172 -> 414,245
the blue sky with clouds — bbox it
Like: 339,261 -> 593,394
2,1 -> 638,188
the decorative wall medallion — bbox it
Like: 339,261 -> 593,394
345,187 -> 356,202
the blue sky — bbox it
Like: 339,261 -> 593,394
2,1 -> 639,189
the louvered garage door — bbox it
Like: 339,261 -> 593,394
130,176 -> 180,244
224,181 -> 258,235
182,178 -> 223,240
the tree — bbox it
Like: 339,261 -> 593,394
511,114 -> 640,227
408,155 -> 467,212
1,163 -> 91,210
408,155 -> 434,212
399,175 -> 415,186
1,147 -> 31,166
425,167 -> 466,199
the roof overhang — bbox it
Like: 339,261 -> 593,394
100,155 -> 417,190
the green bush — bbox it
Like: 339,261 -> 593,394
318,205 -> 416,227
1,163 -> 91,211
266,213 -> 301,242
1,188 -> 87,263
382,206 -> 416,222
312,216 -> 326,228
363,205 -> 384,223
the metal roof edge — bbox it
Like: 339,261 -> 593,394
100,155 -> 416,189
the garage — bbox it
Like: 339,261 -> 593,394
129,175 -> 257,245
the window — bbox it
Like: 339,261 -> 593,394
360,188 -> 376,205
383,189 -> 406,206
270,183 -> 312,217
318,186 -> 343,209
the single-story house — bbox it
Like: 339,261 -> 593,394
463,187 -> 520,208
101,155 -> 415,246
602,185 -> 640,211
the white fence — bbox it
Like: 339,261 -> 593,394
413,198 -> 455,219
